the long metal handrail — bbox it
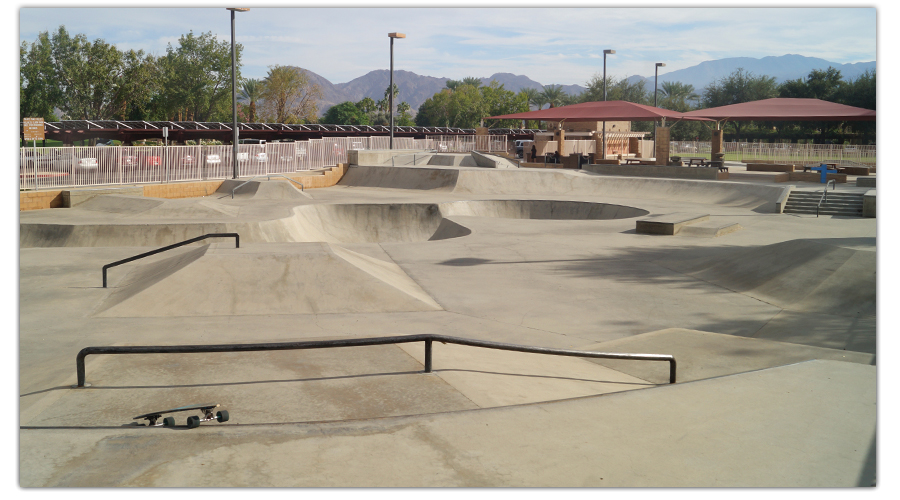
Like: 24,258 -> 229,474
74,333 -> 676,388
230,174 -> 304,198
816,179 -> 837,218
101,233 -> 239,288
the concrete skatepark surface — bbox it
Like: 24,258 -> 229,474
19,153 -> 877,487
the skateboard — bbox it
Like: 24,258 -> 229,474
133,403 -> 229,428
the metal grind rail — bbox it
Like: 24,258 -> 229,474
101,233 -> 240,288
74,334 -> 677,388
817,179 -> 837,217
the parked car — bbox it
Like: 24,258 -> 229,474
255,152 -> 268,162
78,158 -> 99,170
181,155 -> 195,165
145,156 -> 161,167
122,155 -> 139,167
514,140 -> 531,158
206,154 -> 221,164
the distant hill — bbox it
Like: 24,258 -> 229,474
627,54 -> 876,94
291,54 -> 874,117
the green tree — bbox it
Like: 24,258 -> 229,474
416,90 -> 451,127
20,31 -> 62,120
702,68 -> 778,135
779,67 -> 844,101
320,101 -> 370,125
357,97 -> 376,114
258,65 -> 322,123
445,79 -> 462,91
159,31 -> 239,121
519,87 -> 541,111
239,78 -> 263,122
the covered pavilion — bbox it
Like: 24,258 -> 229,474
486,100 -> 713,165
680,98 -> 877,156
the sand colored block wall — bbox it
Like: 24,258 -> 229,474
20,190 -> 64,211
21,165 -> 348,211
143,181 -> 224,199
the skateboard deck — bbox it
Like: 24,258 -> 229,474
133,403 -> 229,428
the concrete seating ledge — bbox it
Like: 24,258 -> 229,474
636,213 -> 710,235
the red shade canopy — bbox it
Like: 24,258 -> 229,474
485,100 -> 713,122
681,98 -> 876,122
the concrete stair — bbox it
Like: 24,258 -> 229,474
784,190 -> 863,217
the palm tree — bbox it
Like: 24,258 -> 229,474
462,76 -> 482,88
445,79 -> 462,91
239,78 -> 262,122
520,87 -> 541,110
539,85 -> 566,108
658,81 -> 700,111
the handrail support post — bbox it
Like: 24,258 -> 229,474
424,339 -> 432,373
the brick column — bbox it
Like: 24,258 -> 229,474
554,128 -> 567,157
711,129 -> 723,156
655,127 -> 670,165
629,137 -> 641,158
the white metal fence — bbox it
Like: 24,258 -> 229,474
19,135 -> 509,190
669,141 -> 876,166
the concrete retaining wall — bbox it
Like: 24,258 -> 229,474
20,165 -> 347,211
349,149 -> 429,166
746,163 -> 796,172
863,190 -> 875,218
584,164 -> 727,180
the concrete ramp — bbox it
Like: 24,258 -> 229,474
339,165 -> 460,191
216,179 -> 310,200
578,328 -> 874,385
439,200 -> 648,220
94,244 -> 443,317
659,238 -> 876,317
281,203 -> 452,243
76,195 -> 163,215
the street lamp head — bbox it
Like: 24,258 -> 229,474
656,62 -> 666,68
604,49 -> 615,55
226,8 -> 250,12
388,32 -> 406,39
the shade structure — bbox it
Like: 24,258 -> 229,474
485,100 -> 713,122
681,98 -> 876,122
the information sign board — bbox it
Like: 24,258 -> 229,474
24,117 -> 44,141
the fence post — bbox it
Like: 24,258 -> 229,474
424,339 -> 432,373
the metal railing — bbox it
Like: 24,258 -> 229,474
20,135 -> 509,190
73,333 -> 677,388
102,233 -> 239,288
817,179 -> 837,218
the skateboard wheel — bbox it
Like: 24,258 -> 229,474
186,416 -> 200,428
163,417 -> 175,427
216,410 -> 229,423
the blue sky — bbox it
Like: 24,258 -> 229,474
17,1 -> 878,87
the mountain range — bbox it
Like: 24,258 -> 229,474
296,54 -> 875,116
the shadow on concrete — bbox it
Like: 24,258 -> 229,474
435,369 -> 656,387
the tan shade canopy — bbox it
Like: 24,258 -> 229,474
680,98 -> 876,122
486,100 -> 712,122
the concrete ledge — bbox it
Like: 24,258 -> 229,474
636,213 -> 710,235
857,177 -> 876,188
788,172 -> 848,183
679,221 -> 744,238
840,166 -> 871,176
863,189 -> 875,218
746,163 -> 796,172
775,185 -> 794,214
585,164 -> 723,180
349,149 -> 430,166
62,186 -> 144,207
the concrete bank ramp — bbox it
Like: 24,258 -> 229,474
578,328 -> 874,385
95,243 -> 442,317
216,179 -> 311,200
658,238 -> 875,317
439,200 -> 648,220
427,154 -> 477,167
76,195 -> 164,215
279,203 -> 465,243
340,166 -> 787,210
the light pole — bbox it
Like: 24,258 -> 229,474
388,33 -> 405,150
228,8 -> 249,179
602,49 -> 615,160
654,62 -> 666,108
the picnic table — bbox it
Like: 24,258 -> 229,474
803,162 -> 839,173
624,158 -> 644,165
682,157 -> 710,167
